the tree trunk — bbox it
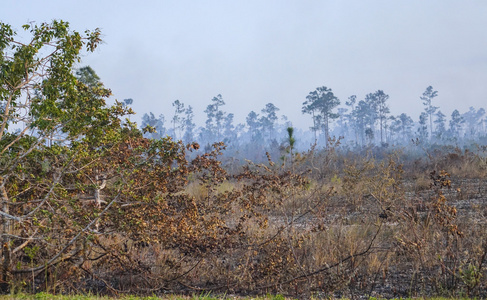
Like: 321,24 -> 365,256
0,178 -> 11,290
380,118 -> 383,144
324,114 -> 329,148
429,113 -> 433,140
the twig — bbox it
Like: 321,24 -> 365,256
13,191 -> 121,274
254,220 -> 384,291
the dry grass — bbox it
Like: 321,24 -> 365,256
7,146 -> 487,298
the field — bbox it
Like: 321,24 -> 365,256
5,143 -> 486,299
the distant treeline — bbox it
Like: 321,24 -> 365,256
139,86 -> 486,159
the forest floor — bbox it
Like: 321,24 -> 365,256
348,177 -> 487,299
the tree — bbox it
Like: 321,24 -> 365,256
223,113 -> 236,145
351,100 -> 371,146
286,127 -> 296,170
345,95 -> 357,110
204,94 -> 226,141
335,107 -> 349,139
260,103 -> 280,140
418,112 -> 429,141
246,110 -> 261,142
374,90 -> 390,145
141,112 -> 165,139
76,66 -> 101,87
398,113 -> 414,142
2,21 -> 257,293
183,105 -> 196,143
301,98 -> 320,142
434,110 -> 446,139
365,128 -> 374,145
172,99 -> 185,140
388,116 -> 401,144
302,86 -> 340,147
0,20 -> 128,288
345,95 -> 358,144
363,93 -> 379,138
420,86 -> 439,139
462,107 -> 485,137
449,109 -> 464,138
362,90 -> 389,145
477,108 -> 486,135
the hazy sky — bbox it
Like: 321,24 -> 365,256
3,1 -> 487,129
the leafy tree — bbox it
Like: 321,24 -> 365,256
374,90 -> 390,145
398,113 -> 414,142
345,95 -> 357,110
123,98 -> 134,106
223,113 -> 236,145
246,110 -> 261,142
141,112 -> 165,139
286,127 -> 296,170
476,108 -> 486,135
345,95 -> 359,144
418,112 -> 429,141
363,90 -> 389,145
2,21 -> 261,293
204,94 -> 226,141
260,103 -> 280,140
302,86 -> 340,146
462,106 -> 485,137
335,107 -> 349,139
234,122 -> 245,140
388,113 -> 413,144
76,66 -> 101,87
121,98 -> 135,122
449,109 -> 464,138
302,97 -> 318,142
281,114 -> 292,129
171,99 -> 185,139
183,105 -> 196,143
420,86 -> 439,139
365,128 -> 374,145
351,100 -> 370,146
434,110 -> 447,139
0,20 -> 127,287
203,106 -> 216,141
363,93 -> 379,137
388,116 -> 401,143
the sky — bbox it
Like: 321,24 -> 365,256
2,1 -> 487,130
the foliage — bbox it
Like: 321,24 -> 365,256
421,86 -> 439,139
0,20 -> 128,291
302,86 -> 340,145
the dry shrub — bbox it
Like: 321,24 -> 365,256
9,139 -> 487,299
414,174 -> 431,191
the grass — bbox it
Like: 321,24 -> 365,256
0,294 -> 480,300
4,148 -> 486,298
0,293 -> 291,300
